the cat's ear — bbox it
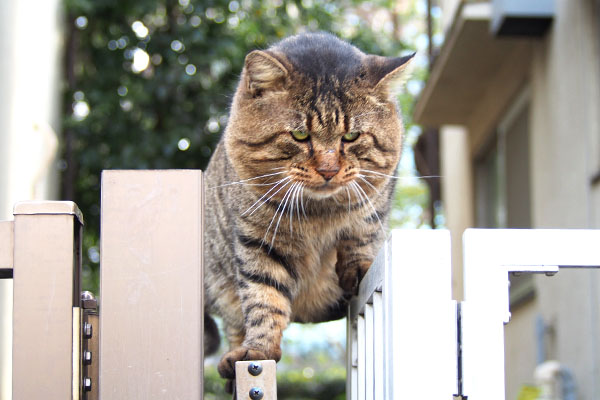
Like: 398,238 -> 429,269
244,50 -> 289,94
366,53 -> 415,94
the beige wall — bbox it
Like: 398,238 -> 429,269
530,0 -> 600,230
504,299 -> 539,400
522,0 -> 600,398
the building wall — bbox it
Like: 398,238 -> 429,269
504,299 -> 539,400
525,0 -> 600,398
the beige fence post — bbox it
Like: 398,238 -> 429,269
11,201 -> 83,400
99,170 -> 204,399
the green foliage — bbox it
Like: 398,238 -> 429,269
62,0 -> 410,291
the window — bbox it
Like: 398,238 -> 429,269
475,88 -> 533,306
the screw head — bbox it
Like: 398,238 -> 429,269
83,322 -> 93,339
248,362 -> 263,376
83,351 -> 92,365
249,387 -> 264,400
83,377 -> 92,392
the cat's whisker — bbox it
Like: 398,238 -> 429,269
360,169 -> 441,181
243,177 -> 291,216
351,181 -> 385,234
345,186 -> 352,214
332,192 -> 340,205
349,182 -> 363,212
241,177 -> 289,216
269,182 -> 297,251
210,171 -> 287,189
357,175 -> 381,195
289,183 -> 298,236
300,184 -> 307,221
264,182 -> 295,249
290,183 -> 302,236
295,183 -> 303,230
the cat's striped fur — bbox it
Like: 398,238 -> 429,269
204,33 -> 412,387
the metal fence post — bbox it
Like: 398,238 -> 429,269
11,201 -> 83,400
99,170 -> 204,399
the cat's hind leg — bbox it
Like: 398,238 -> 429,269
204,312 -> 221,356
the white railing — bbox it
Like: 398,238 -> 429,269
347,230 -> 457,399
348,228 -> 600,400
461,229 -> 600,400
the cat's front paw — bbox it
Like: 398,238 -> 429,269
217,347 -> 268,380
337,262 -> 370,295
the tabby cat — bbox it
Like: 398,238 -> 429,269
204,32 -> 412,388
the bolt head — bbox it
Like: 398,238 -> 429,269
83,351 -> 92,365
83,322 -> 93,339
249,387 -> 264,400
248,362 -> 263,376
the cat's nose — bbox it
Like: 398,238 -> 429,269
316,149 -> 340,181
316,167 -> 340,181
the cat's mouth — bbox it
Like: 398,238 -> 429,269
304,181 -> 345,198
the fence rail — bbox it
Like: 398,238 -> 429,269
2,170 -> 600,400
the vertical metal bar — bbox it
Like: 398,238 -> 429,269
357,315 -> 366,400
346,314 -> 358,400
364,303 -> 374,400
350,318 -> 358,400
0,221 -> 14,400
372,292 -> 384,400
81,293 -> 99,400
99,170 -> 203,400
382,239 -> 393,400
12,201 -> 83,400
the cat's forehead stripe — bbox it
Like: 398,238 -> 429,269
274,33 -> 364,83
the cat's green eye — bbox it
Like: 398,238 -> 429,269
342,131 -> 361,142
291,130 -> 309,141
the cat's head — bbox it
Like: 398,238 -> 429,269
224,32 -> 413,202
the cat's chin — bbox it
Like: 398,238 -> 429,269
304,183 -> 344,199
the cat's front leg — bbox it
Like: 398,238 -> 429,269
217,238 -> 296,380
335,232 -> 381,294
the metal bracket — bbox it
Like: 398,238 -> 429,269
234,360 -> 277,400
81,291 -> 99,400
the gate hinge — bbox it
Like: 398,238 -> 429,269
81,291 -> 99,400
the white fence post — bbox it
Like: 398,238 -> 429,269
348,229 -> 456,399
